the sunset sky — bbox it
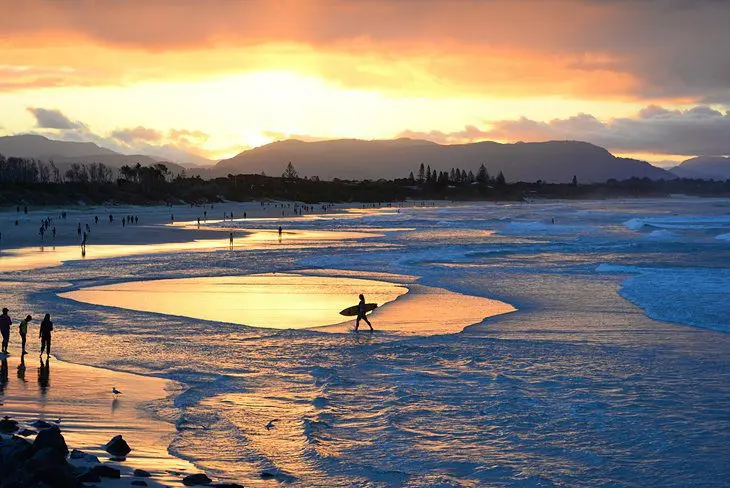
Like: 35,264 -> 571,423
1,0 -> 729,166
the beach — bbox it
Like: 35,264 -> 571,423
2,198 -> 730,486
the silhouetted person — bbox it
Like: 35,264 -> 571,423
229,232 -> 234,247
19,314 -> 31,354
95,215 -> 99,225
278,225 -> 282,236
0,308 -> 11,354
38,356 -> 50,393
354,294 -> 373,332
39,314 -> 53,357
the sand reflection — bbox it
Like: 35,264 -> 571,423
61,274 -> 409,329
61,272 -> 515,335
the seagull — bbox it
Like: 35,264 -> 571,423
265,419 -> 279,431
112,387 -> 122,397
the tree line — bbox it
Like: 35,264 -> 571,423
2,155 -> 730,206
409,163 -> 507,187
0,154 -> 115,184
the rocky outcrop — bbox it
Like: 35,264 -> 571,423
103,434 -> 132,457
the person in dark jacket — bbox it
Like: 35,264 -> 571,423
39,314 -> 53,357
0,308 -> 12,354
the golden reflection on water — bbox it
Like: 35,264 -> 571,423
60,274 -> 409,329
0,229 -> 380,272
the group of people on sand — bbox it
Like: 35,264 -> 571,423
0,308 -> 54,357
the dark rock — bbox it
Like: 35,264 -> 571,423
131,481 -> 148,487
69,449 -> 86,459
76,469 -> 102,483
182,473 -> 213,485
89,463 -> 121,478
26,446 -> 66,465
1,435 -> 35,465
259,470 -> 296,483
103,435 -> 131,457
18,428 -> 36,437
23,453 -> 81,488
133,468 -> 152,477
33,426 -> 68,457
69,449 -> 100,463
30,420 -> 54,429
0,417 -> 19,433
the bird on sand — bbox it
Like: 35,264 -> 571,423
112,387 -> 122,397
265,419 -> 279,430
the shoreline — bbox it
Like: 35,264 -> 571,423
0,353 -> 206,487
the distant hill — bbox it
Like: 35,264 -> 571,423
0,134 -> 191,175
215,138 -> 674,183
670,156 -> 730,180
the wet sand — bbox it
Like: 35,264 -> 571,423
0,354 -> 198,487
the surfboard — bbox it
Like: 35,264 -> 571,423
339,303 -> 378,316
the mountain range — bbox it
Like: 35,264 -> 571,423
4,133 -> 730,183
0,134 -> 189,175
215,138 -> 673,183
670,157 -> 730,180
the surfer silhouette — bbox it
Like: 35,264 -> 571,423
355,294 -> 373,332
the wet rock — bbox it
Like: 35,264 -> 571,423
259,469 -> 296,483
0,416 -> 19,433
182,473 -> 213,485
89,464 -> 121,479
76,469 -> 102,483
69,449 -> 100,464
103,434 -> 132,457
23,450 -> 80,488
33,427 -> 68,457
30,420 -> 54,429
131,481 -> 148,487
134,468 -> 152,477
1,435 -> 35,466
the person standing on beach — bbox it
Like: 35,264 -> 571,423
0,308 -> 11,354
39,314 -> 53,357
354,294 -> 373,332
19,314 -> 31,354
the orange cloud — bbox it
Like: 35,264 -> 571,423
2,0 -> 728,103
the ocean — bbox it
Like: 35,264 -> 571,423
10,198 -> 730,486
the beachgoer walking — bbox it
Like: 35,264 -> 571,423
354,294 -> 373,332
19,315 -> 31,354
229,232 -> 234,247
0,308 -> 12,354
39,314 -> 53,357
278,225 -> 282,236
